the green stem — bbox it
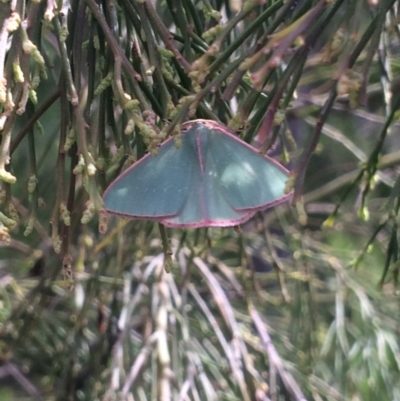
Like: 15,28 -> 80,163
159,223 -> 172,273
208,0 -> 284,76
84,0 -> 151,111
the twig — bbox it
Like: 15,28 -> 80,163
84,0 -> 151,111
53,17 -> 78,105
189,283 -> 251,401
144,0 -> 192,72
11,88 -> 61,154
0,362 -> 43,400
250,304 -> 308,401
304,148 -> 400,203
121,332 -> 159,397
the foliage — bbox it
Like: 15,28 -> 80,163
0,0 -> 399,400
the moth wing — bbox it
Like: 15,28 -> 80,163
103,138 -> 194,218
206,129 -> 290,212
